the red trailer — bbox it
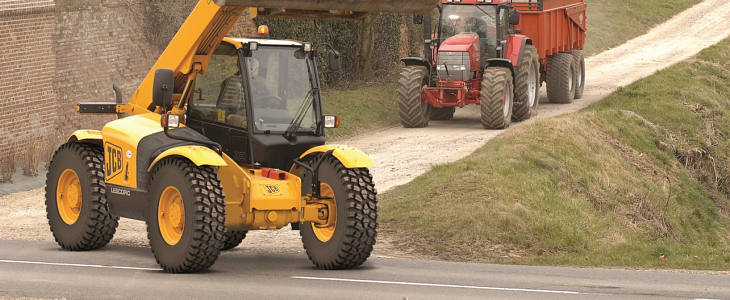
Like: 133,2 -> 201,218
399,0 -> 587,129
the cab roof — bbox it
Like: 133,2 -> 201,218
222,37 -> 303,49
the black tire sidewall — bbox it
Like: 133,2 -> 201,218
147,162 -> 199,267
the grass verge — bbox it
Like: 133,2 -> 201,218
380,38 -> 730,270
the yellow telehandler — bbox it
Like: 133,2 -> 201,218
45,0 -> 435,273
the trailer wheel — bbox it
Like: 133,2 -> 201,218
430,107 -> 455,120
513,45 -> 540,122
299,155 -> 377,269
397,66 -> 430,128
546,53 -> 577,104
221,230 -> 247,251
572,50 -> 586,99
146,158 -> 226,273
45,142 -> 118,251
480,66 -> 514,129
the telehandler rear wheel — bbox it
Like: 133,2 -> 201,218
299,155 -> 377,269
546,52 -> 577,104
221,230 -> 247,251
146,158 -> 226,273
513,45 -> 540,122
398,66 -> 430,128
480,66 -> 514,129
45,142 -> 118,251
430,107 -> 455,120
572,50 -> 586,99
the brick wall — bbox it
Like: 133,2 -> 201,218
0,0 -> 58,158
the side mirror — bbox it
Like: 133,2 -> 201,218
413,14 -> 423,25
153,68 -> 174,110
328,49 -> 342,72
509,10 -> 521,26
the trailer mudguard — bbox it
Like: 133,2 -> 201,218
69,130 -> 103,144
298,145 -> 375,169
504,35 -> 533,68
147,145 -> 226,173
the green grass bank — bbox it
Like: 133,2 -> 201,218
380,38 -> 730,270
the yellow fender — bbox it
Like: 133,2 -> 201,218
298,145 -> 375,169
69,130 -> 103,143
148,145 -> 227,172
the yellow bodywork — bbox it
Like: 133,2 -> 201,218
298,145 -> 375,169
147,146 -> 227,172
69,130 -> 103,143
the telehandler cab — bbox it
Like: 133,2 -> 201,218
44,0 -> 437,273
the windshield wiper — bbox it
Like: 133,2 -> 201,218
284,89 -> 315,139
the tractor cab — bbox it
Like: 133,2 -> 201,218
186,35 -> 338,171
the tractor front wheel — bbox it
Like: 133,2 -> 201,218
146,158 -> 226,273
45,142 -> 118,251
299,155 -> 378,269
397,66 -> 430,128
430,107 -> 455,120
480,66 -> 514,129
513,45 -> 540,122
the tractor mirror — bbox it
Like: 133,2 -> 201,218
153,68 -> 174,110
509,10 -> 521,26
328,49 -> 342,72
413,14 -> 424,25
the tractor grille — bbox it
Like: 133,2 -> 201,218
436,51 -> 472,82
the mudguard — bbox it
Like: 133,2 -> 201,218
401,57 -> 431,69
69,130 -> 103,144
297,145 -> 374,169
147,145 -> 227,172
504,35 -> 532,68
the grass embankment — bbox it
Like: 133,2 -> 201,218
380,38 -> 730,270
584,0 -> 701,55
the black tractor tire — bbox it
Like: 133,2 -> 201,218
45,142 -> 119,251
397,66 -> 430,128
299,155 -> 378,269
512,45 -> 540,122
430,107 -> 456,120
546,52 -> 577,104
221,230 -> 247,251
480,66 -> 514,129
572,50 -> 586,99
146,158 -> 227,273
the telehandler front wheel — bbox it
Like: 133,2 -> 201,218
146,158 -> 226,273
45,142 -> 118,251
221,230 -> 247,251
299,155 -> 378,269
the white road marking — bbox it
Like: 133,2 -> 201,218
0,259 -> 161,271
292,276 -> 585,295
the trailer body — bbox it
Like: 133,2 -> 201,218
513,0 -> 587,66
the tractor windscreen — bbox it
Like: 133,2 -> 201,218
439,5 -> 498,56
246,46 -> 317,133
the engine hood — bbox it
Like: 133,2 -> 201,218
439,33 -> 479,52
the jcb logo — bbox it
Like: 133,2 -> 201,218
105,142 -> 123,180
264,184 -> 280,194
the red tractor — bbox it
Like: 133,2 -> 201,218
399,0 -> 587,129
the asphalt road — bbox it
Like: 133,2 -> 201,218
1,240 -> 730,299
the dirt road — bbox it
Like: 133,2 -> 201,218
2,0 -> 729,256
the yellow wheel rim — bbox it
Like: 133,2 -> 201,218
312,183 -> 337,242
57,169 -> 82,225
158,186 -> 185,245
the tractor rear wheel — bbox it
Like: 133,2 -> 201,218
480,66 -> 514,129
45,142 -> 118,251
430,107 -> 455,120
546,52 -> 577,104
221,230 -> 247,251
513,45 -> 540,122
572,50 -> 586,99
397,66 -> 430,128
299,155 -> 377,269
146,158 -> 226,273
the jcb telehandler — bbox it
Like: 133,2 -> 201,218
45,0 -> 433,273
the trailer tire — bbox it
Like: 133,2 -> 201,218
430,107 -> 455,120
572,50 -> 586,99
480,66 -> 514,129
546,52 -> 577,104
146,158 -> 226,273
45,142 -> 118,251
397,66 -> 430,128
221,230 -> 247,251
513,45 -> 540,122
300,155 -> 378,270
